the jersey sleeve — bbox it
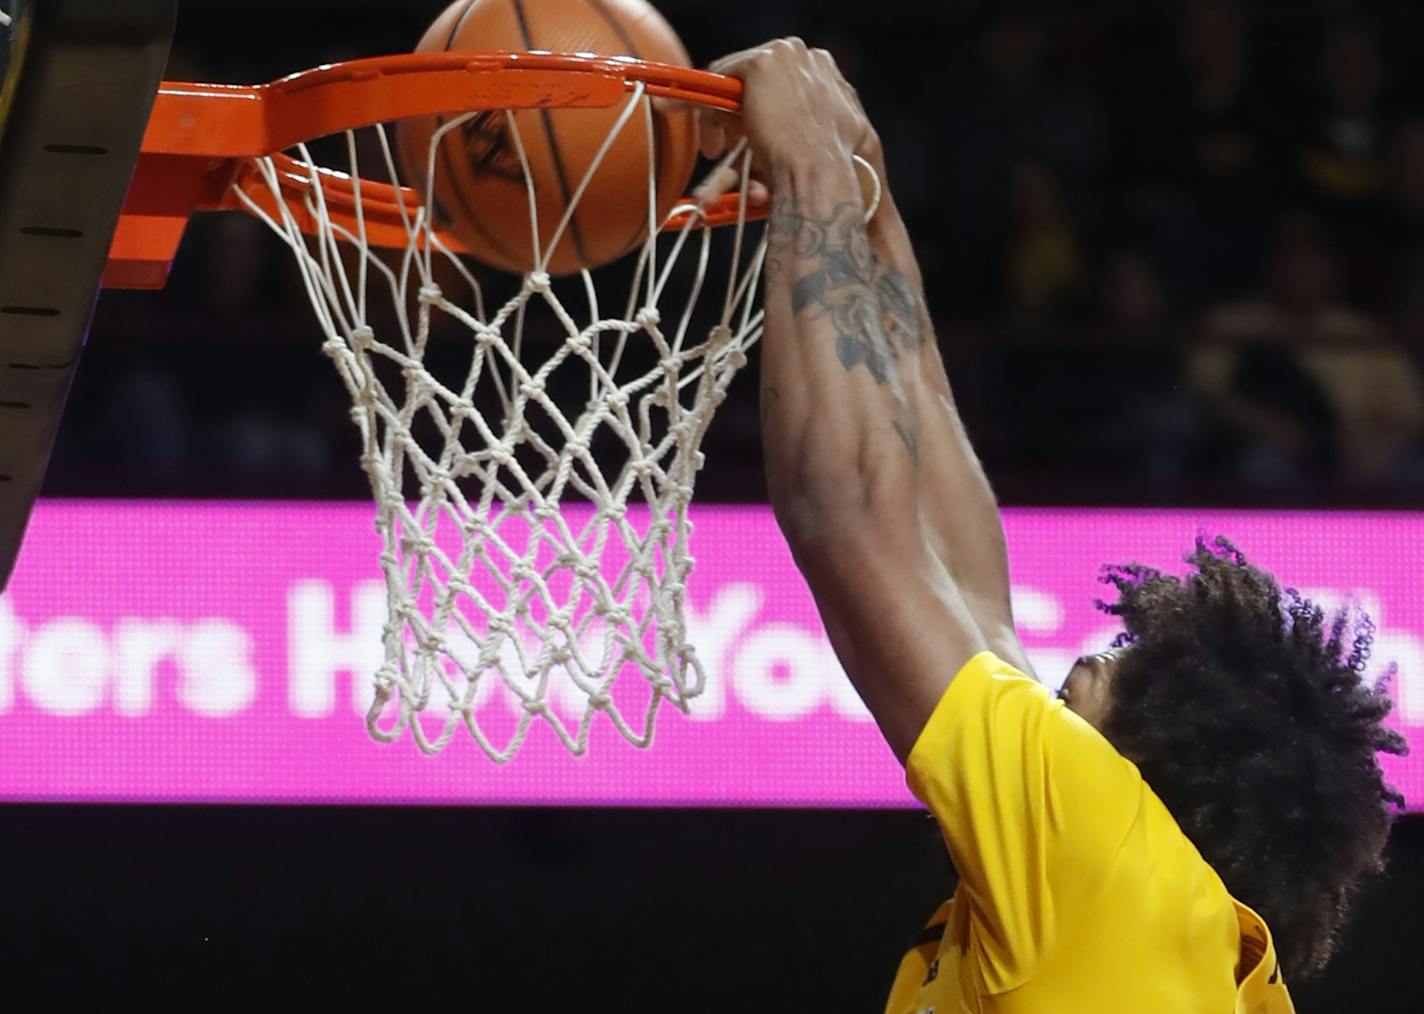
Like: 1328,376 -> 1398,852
906,651 -> 1146,994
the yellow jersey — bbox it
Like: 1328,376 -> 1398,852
885,652 -> 1296,1014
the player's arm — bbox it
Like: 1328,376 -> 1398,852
707,43 -> 1033,680
762,164 -> 986,762
706,40 -> 1023,758
852,140 -> 1035,679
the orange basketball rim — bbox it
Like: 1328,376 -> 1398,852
104,51 -> 757,290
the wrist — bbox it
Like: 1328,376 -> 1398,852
770,151 -> 866,208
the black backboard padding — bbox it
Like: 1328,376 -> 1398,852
0,0 -> 177,589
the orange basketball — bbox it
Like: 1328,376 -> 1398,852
397,0 -> 700,276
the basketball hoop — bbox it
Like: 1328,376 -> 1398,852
107,52 -> 773,761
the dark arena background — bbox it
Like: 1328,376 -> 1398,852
3,1 -> 1424,1009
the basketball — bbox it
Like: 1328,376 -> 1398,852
397,0 -> 700,276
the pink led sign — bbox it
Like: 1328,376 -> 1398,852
0,503 -> 1417,808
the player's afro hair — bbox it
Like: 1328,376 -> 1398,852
1095,536 -> 1408,980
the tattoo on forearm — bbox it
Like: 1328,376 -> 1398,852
767,196 -> 927,457
768,199 -> 926,370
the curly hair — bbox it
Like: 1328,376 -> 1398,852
1095,535 -> 1408,981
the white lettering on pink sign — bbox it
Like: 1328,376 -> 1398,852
0,503 -> 1417,807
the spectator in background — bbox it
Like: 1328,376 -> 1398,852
1341,116 -> 1424,312
1297,19 -> 1397,306
1383,120 -> 1424,310
1196,215 -> 1424,492
1002,159 -> 1088,338
1127,0 -> 1279,307
1097,250 -> 1205,493
937,9 -> 1105,312
1389,277 -> 1424,494
1298,20 -> 1391,214
990,249 -> 1194,495
1194,217 -> 1352,492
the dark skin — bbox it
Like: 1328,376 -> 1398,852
1058,651 -> 1121,732
694,39 -> 1037,761
696,40 -> 1085,761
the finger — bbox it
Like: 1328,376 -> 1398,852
812,47 -> 860,108
700,116 -> 726,160
650,95 -> 692,116
706,43 -> 773,77
809,46 -> 880,167
747,179 -> 771,206
707,37 -> 809,76
697,106 -> 744,160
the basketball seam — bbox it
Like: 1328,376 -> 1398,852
510,0 -> 592,269
445,0 -> 478,47
432,0 -> 525,267
583,0 -> 641,55
583,0 -> 661,261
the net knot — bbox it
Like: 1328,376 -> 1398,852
488,443 -> 518,468
401,531 -> 437,557
670,419 -> 696,443
363,452 -> 394,482
605,389 -> 631,410
709,325 -> 747,369
242,114 -> 766,762
378,498 -> 405,526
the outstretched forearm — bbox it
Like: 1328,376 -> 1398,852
712,37 -> 1016,754
760,158 -> 928,532
761,155 -> 1028,674
760,154 -> 993,753
860,173 -> 1031,675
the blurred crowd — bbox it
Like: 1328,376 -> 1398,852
48,0 -> 1424,505
909,0 -> 1424,505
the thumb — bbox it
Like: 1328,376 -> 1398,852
697,107 -> 743,161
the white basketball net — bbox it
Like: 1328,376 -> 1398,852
236,81 -> 766,762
